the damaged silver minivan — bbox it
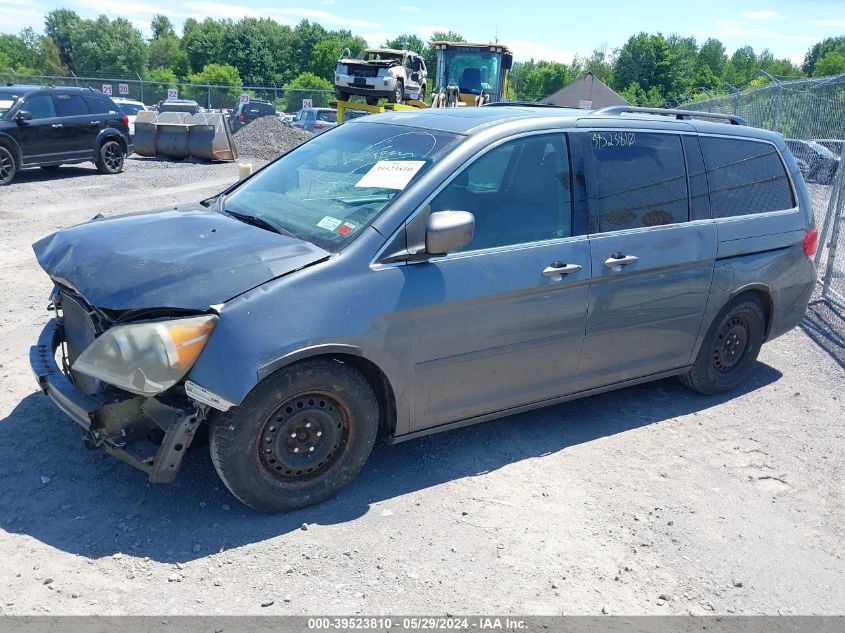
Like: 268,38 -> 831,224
31,105 -> 817,512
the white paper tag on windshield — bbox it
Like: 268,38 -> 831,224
0,100 -> 13,111
317,216 -> 342,231
355,160 -> 425,190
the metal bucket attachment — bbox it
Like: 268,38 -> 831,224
155,112 -> 191,159
186,113 -> 238,162
133,111 -> 158,157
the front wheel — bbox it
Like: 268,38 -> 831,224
209,359 -> 379,513
95,139 -> 125,175
0,146 -> 16,185
388,80 -> 403,104
334,88 -> 350,102
680,295 -> 765,395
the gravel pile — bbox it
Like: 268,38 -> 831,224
232,116 -> 312,161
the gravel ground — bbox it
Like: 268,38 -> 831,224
0,158 -> 843,616
233,117 -> 312,161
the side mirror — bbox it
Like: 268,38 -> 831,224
425,210 -> 475,255
15,110 -> 33,122
502,53 -> 514,71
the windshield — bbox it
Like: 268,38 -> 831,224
364,51 -> 403,63
808,141 -> 837,159
119,103 -> 145,116
443,48 -> 502,96
0,91 -> 23,117
222,122 -> 463,251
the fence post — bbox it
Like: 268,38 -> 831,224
207,84 -> 211,110
137,73 -> 144,104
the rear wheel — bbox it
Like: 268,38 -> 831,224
0,146 -> 16,185
95,139 -> 125,174
209,359 -> 379,513
334,88 -> 350,102
680,295 -> 766,395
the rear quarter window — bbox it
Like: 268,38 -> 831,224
700,136 -> 795,217
317,110 -> 337,122
85,96 -> 118,114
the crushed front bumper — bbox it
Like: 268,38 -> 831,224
30,318 -> 202,483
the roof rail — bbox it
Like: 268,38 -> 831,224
481,101 -> 564,108
593,105 -> 747,126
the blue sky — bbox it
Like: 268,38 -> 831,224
3,0 -> 844,65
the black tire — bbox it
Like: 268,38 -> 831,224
419,83 -> 426,102
388,80 -> 403,104
334,88 -> 350,102
680,295 -> 766,395
365,96 -> 379,106
0,146 -> 16,185
95,139 -> 125,175
41,164 -> 60,171
209,359 -> 379,513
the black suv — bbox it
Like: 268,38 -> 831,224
0,85 -> 132,185
228,99 -> 276,132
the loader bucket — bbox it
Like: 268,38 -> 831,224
186,112 -> 238,161
132,111 -> 158,157
131,111 -> 237,162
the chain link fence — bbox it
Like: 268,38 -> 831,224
0,70 -> 335,114
683,76 -> 845,311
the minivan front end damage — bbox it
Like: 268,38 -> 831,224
30,288 -> 218,483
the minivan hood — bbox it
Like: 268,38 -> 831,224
33,205 -> 329,311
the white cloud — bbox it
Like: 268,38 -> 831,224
509,39 -> 574,64
74,0 -> 190,19
321,0 -> 336,4
184,2 -> 380,29
742,10 -> 783,20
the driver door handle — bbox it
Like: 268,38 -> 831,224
603,253 -> 639,269
51,123 -> 63,128
543,261 -> 582,278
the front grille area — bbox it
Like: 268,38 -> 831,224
349,65 -> 378,78
60,291 -> 101,395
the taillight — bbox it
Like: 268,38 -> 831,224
803,229 -> 818,257
122,115 -> 129,127
313,123 -> 326,129
239,113 -> 245,122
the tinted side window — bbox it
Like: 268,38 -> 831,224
700,137 -> 795,217
84,96 -> 115,114
54,94 -> 90,116
589,131 -> 689,232
430,133 -> 572,251
23,94 -> 56,119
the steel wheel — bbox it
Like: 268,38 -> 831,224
257,392 -> 350,482
0,147 -> 15,185
712,317 -> 749,373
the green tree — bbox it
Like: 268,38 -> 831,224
721,45 -> 758,87
280,71 -> 333,111
584,47 -> 613,85
223,17 -> 291,85
151,14 -> 175,40
44,8 -> 81,71
698,38 -> 727,77
181,18 -> 225,74
70,15 -> 148,77
310,34 -> 367,80
813,50 -> 845,77
385,34 -> 426,53
612,33 -> 671,98
187,62 -> 243,104
149,36 -> 189,77
802,36 -> 845,76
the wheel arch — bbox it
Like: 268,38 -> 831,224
257,345 -> 398,439
729,283 -> 773,339
95,128 -> 128,154
0,133 -> 22,167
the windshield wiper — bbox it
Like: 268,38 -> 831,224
221,208 -> 295,238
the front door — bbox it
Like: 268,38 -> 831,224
402,132 -> 591,430
16,93 -> 63,165
578,130 -> 716,386
52,92 -> 98,159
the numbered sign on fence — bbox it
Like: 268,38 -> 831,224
302,98 -> 313,110
240,93 -> 250,105
101,84 -> 112,96
167,88 -> 178,100
118,83 -> 129,95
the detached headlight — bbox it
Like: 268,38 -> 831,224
73,315 -> 218,396
336,64 -> 348,75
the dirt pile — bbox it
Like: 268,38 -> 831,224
232,116 -> 312,161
